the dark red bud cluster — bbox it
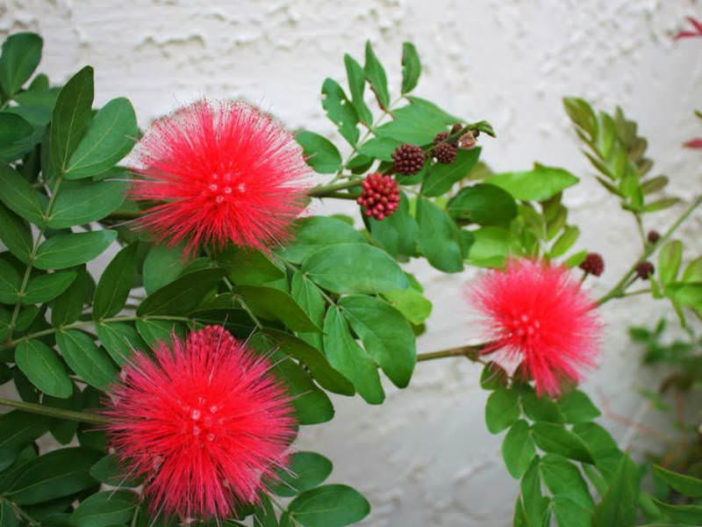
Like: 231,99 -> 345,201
635,261 -> 655,280
647,230 -> 661,243
357,173 -> 401,221
433,142 -> 458,164
391,144 -> 425,175
579,253 -> 605,277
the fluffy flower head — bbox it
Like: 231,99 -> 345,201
468,259 -> 601,397
104,326 -> 296,520
130,100 -> 310,254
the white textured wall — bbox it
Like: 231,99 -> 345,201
2,1 -> 702,525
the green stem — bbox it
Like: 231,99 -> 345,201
0,396 -> 109,425
8,174 -> 66,338
416,343 -> 487,363
307,178 -> 364,197
1,315 -> 192,351
596,195 -> 702,306
0,496 -> 39,526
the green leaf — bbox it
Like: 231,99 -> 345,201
344,54 -> 372,126
382,288 -> 432,325
135,318 -> 183,349
521,389 -> 563,423
364,41 -> 390,110
643,197 -> 679,213
592,454 -> 639,527
142,242 -> 186,294
51,268 -> 91,326
667,282 -> 702,309
288,484 -> 370,527
50,66 -> 94,175
0,164 -> 46,225
652,499 -> 702,525
47,179 -> 127,228
237,285 -> 321,332
137,268 -> 224,316
5,447 -> 101,504
521,457 -> 551,527
551,497 -> 592,527
0,33 -> 42,97
65,97 -> 138,179
0,501 -> 18,527
321,78 -> 359,146
93,243 -> 137,319
283,216 -> 365,264
0,411 -> 49,456
480,362 -> 508,390
269,354 -> 334,426
502,420 -> 536,478
558,390 -> 601,424
71,490 -> 137,527
422,148 -> 481,197
401,42 -> 421,94
358,136 -> 403,161
485,388 -> 520,434
323,307 -> 384,404
368,192 -> 419,258
90,454 -> 141,487
339,295 -> 416,388
56,330 -> 117,390
0,203 -> 32,263
658,240 -> 682,286
572,423 -> 621,478
550,226 -> 580,258
96,322 -> 147,366
653,465 -> 702,498
416,197 -> 463,272
682,256 -> 702,282
467,226 -> 513,268
302,243 -> 408,294
487,164 -> 579,201
34,230 -> 116,270
271,452 -> 333,497
295,130 -> 343,174
290,271 -> 325,350
374,97 -> 457,145
15,339 -> 72,399
0,112 -> 34,161
0,258 -> 21,304
23,270 -> 77,304
220,247 -> 285,286
563,97 -> 597,140
540,454 -> 594,511
262,329 -> 355,396
447,183 -> 518,225
532,422 -> 594,464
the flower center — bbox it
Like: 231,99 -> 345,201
183,397 -> 222,444
204,171 -> 245,204
510,312 -> 541,342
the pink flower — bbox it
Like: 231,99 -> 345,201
683,138 -> 702,149
104,326 -> 296,520
674,17 -> 702,40
130,100 -> 310,255
468,259 -> 601,397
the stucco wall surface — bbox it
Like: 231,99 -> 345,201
2,1 -> 702,525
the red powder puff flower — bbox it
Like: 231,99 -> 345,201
674,17 -> 702,40
104,325 -> 296,520
468,259 -> 601,397
130,100 -> 311,255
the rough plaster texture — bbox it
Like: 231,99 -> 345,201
2,0 -> 702,525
